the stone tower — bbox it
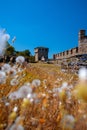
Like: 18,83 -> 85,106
34,47 -> 49,62
79,30 -> 87,54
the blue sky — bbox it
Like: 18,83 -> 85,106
0,0 -> 87,58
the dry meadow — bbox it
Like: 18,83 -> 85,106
0,61 -> 87,130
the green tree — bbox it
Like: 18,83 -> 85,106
4,42 -> 35,63
5,42 -> 16,56
16,49 -> 31,57
24,50 -> 31,56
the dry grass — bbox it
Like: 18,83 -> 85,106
0,62 -> 87,130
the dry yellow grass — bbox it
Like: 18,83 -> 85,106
0,62 -> 87,130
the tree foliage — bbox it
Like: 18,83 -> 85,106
16,50 -> 31,57
4,42 -> 35,62
5,42 -> 16,56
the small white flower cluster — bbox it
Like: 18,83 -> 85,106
13,106 -> 18,112
9,68 -> 17,77
0,63 -> 14,84
10,78 -> 19,86
53,82 -> 69,93
9,84 -> 32,99
0,28 -> 10,56
0,59 -> 27,85
5,56 -> 25,88
61,114 -> 75,130
0,71 -> 6,84
78,67 -> 87,81
52,81 -> 73,99
1,63 -> 11,73
32,79 -> 41,87
16,56 -> 25,64
18,85 -> 32,98
9,79 -> 41,102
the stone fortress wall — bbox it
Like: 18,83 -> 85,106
53,30 -> 87,60
34,47 -> 49,62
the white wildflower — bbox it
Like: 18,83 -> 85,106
1,63 -> 11,73
0,71 -> 6,84
27,93 -> 32,99
61,114 -> 75,130
16,56 -> 25,64
9,92 -> 19,100
10,78 -> 19,86
5,102 -> 10,106
0,28 -> 10,56
13,106 -> 18,112
18,85 -> 32,98
30,98 -> 34,103
61,82 -> 68,90
27,93 -> 37,102
18,67 -> 23,72
9,68 -> 17,77
32,79 -> 41,87
78,67 -> 87,81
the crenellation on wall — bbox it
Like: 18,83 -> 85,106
78,30 -> 87,55
64,51 -> 67,57
53,30 -> 87,60
68,49 -> 71,57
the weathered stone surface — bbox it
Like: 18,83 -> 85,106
34,47 -> 49,62
53,30 -> 87,60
